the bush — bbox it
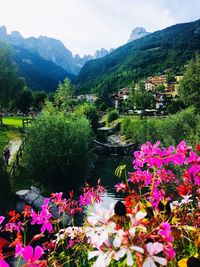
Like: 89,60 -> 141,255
107,110 -> 119,124
26,108 -> 92,188
121,108 -> 198,148
75,102 -> 99,130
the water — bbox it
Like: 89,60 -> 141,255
86,154 -> 132,205
0,154 -> 134,220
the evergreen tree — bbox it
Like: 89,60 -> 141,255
178,56 -> 200,111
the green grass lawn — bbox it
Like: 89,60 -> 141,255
2,116 -> 30,128
0,117 -> 28,153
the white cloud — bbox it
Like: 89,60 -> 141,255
0,0 -> 199,56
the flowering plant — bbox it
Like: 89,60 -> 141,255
0,141 -> 199,266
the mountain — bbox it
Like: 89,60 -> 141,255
77,19 -> 200,96
127,27 -> 150,43
13,45 -> 75,91
0,26 -> 113,75
0,26 -> 75,91
0,26 -> 79,74
74,48 -> 113,68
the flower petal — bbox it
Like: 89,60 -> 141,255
33,246 -> 43,261
143,257 -> 157,267
22,245 -> 33,261
152,255 -> 167,266
127,250 -> 134,266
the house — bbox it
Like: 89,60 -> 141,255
77,94 -> 98,102
112,87 -> 130,109
146,75 -> 167,86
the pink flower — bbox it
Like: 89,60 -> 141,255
5,222 -> 22,233
163,243 -> 176,260
0,216 -> 5,225
158,222 -> 173,242
114,182 -> 128,193
31,210 -> 52,233
15,243 -> 24,257
21,245 -> 44,266
0,258 -> 10,267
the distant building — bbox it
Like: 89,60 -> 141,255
145,82 -> 156,92
112,87 -> 130,109
145,74 -> 183,98
146,75 -> 167,85
77,94 -> 98,102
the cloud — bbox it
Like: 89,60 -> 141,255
0,0 -> 199,55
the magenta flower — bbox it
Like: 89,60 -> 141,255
31,209 -> 53,233
0,258 -> 10,267
15,243 -> 23,258
158,222 -> 173,242
114,182 -> 128,193
20,245 -> 44,266
163,243 -> 176,260
0,216 -> 5,225
5,222 -> 22,233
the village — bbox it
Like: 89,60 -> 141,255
77,74 -> 183,116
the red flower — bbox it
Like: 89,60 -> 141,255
22,205 -> 32,218
8,210 -> 20,222
196,144 -> 200,152
177,183 -> 193,196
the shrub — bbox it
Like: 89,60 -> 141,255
121,108 -> 198,148
75,102 -> 99,130
26,108 -> 92,188
107,109 -> 119,123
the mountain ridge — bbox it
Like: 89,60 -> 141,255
0,26 -> 113,75
76,19 -> 200,96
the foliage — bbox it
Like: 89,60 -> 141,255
121,108 -> 198,147
32,91 -> 47,110
0,141 -> 199,266
26,106 -> 92,187
165,98 -> 185,114
107,109 -> 119,124
178,56 -> 200,111
15,89 -> 33,113
54,78 -> 76,112
75,102 -> 99,130
0,41 -> 25,108
156,84 -> 165,93
77,19 -> 200,96
13,45 -> 75,91
134,92 -> 155,111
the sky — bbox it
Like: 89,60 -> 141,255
0,0 -> 200,56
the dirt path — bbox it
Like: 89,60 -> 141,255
8,139 -> 22,163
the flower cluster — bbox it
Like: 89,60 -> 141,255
0,141 -> 199,266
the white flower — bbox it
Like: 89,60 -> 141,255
88,249 -> 116,267
143,242 -> 167,267
85,222 -> 116,249
135,210 -> 147,221
115,246 -> 144,266
181,195 -> 193,205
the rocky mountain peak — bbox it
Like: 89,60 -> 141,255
127,27 -> 150,43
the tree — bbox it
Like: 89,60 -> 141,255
0,41 -> 24,107
138,81 -> 145,93
54,78 -> 76,111
26,105 -> 92,189
134,92 -> 155,111
75,102 -> 99,130
178,56 -> 200,111
155,84 -> 165,93
15,89 -> 33,113
32,91 -> 47,110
